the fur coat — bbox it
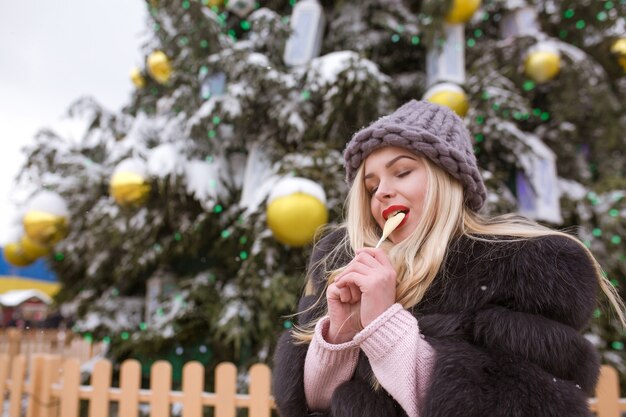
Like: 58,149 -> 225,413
272,229 -> 600,417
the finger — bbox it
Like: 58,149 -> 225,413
335,264 -> 373,285
348,283 -> 361,303
326,283 -> 342,301
335,272 -> 369,291
353,251 -> 380,268
358,247 -> 393,268
341,286 -> 358,303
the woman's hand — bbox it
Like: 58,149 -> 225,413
331,248 -> 397,334
326,279 -> 362,344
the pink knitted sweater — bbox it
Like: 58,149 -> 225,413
304,304 -> 435,417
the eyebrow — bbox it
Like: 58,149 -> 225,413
364,155 -> 417,180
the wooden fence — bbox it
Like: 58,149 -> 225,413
0,353 -> 625,416
0,353 -> 275,417
0,328 -> 103,367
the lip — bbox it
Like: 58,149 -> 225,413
382,205 -> 410,220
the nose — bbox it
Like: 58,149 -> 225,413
374,181 -> 395,201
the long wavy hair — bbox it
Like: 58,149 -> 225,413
292,156 -> 625,344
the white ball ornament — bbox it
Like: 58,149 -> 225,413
266,177 -> 328,247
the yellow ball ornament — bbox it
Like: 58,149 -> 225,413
130,67 -> 146,89
20,235 -> 50,259
266,178 -> 328,247
23,211 -> 69,246
424,83 -> 469,117
445,0 -> 481,24
147,50 -> 172,84
610,38 -> 626,72
2,242 -> 36,267
524,49 -> 561,83
22,190 -> 70,246
207,0 -> 225,6
110,159 -> 151,207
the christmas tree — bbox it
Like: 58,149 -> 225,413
7,0 -> 626,387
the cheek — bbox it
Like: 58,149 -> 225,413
370,200 -> 383,227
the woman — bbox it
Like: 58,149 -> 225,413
272,100 -> 624,417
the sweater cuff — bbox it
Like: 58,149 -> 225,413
311,316 -> 360,361
353,303 -> 418,361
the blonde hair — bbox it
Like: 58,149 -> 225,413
292,158 -> 626,345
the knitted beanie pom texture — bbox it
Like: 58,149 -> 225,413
343,100 -> 487,211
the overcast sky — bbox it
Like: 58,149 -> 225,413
0,1 -> 147,243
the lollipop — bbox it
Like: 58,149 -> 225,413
375,212 -> 406,248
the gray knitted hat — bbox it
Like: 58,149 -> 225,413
343,100 -> 486,211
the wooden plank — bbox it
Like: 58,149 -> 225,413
59,358 -> 80,417
214,362 -> 237,417
119,359 -> 141,417
181,361 -> 204,417
26,355 -> 45,417
596,365 -> 620,417
150,360 -> 172,417
88,359 -> 112,417
8,355 -> 26,417
40,355 -> 61,417
0,354 -> 10,400
248,364 -> 271,417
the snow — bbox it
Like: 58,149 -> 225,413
25,190 -> 69,217
247,52 -> 270,67
310,51 -> 360,86
147,143 -> 183,178
268,177 -> 326,204
184,160 -> 221,208
113,157 -> 147,176
0,289 -> 52,307
239,144 -> 280,213
558,178 -> 587,201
